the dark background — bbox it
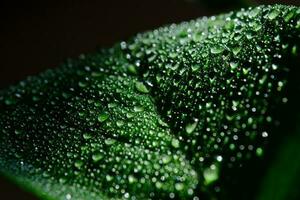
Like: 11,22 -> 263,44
0,0 -> 299,199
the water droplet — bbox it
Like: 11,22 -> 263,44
185,120 -> 198,134
106,175 -> 113,182
128,175 -> 137,183
256,147 -> 264,157
249,7 -> 260,18
4,97 -> 16,106
267,9 -> 280,20
134,106 -> 144,112
74,160 -> 84,169
211,46 -> 224,54
32,96 -> 40,102
14,129 -> 23,135
162,155 -> 171,164
171,138 -> 180,148
175,183 -> 184,191
229,143 -> 235,150
155,181 -> 162,189
83,133 -> 92,140
232,46 -> 242,55
92,152 -> 104,162
66,193 -> 72,200
230,62 -> 238,70
128,65 -> 137,74
262,131 -> 268,138
191,65 -> 200,72
292,45 -> 298,56
126,112 -> 134,118
284,10 -> 296,22
78,81 -> 87,88
59,178 -> 67,183
169,193 -> 175,199
135,81 -> 149,93
98,112 -> 109,122
282,97 -> 288,103
242,68 -> 250,75
203,164 -> 219,185
62,92 -> 71,99
116,120 -> 124,127
158,118 -> 168,127
108,103 -> 117,108
105,138 -> 116,145
216,155 -> 223,162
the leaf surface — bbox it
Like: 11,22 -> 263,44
1,4 -> 300,200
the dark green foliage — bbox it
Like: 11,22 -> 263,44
1,4 -> 300,200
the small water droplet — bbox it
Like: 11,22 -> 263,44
66,193 -> 72,200
106,175 -> 113,182
92,152 -> 104,162
203,164 -> 219,185
192,65 -> 200,72
211,46 -> 224,54
267,9 -> 280,20
216,155 -> 223,162
105,138 -> 116,145
175,183 -> 184,191
128,175 -> 137,183
262,131 -> 268,138
171,138 -> 180,148
249,7 -> 260,18
162,155 -> 171,164
230,62 -> 238,70
108,103 -> 117,108
135,81 -> 149,93
126,112 -> 134,118
128,65 -> 137,74
4,97 -> 16,106
232,46 -> 242,55
78,81 -> 87,88
98,112 -> 109,122
82,133 -> 91,140
14,129 -> 23,135
74,160 -> 84,169
116,120 -> 124,127
185,120 -> 198,134
134,106 -> 144,112
256,147 -> 264,157
32,96 -> 40,102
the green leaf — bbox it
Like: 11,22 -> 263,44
258,132 -> 300,200
1,4 -> 300,200
257,114 -> 300,200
